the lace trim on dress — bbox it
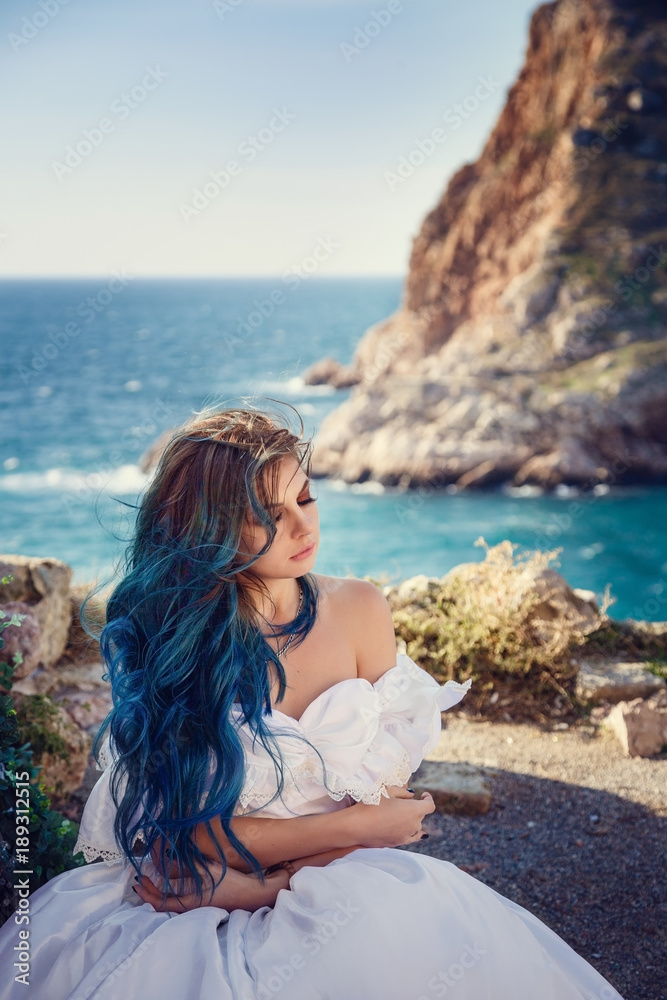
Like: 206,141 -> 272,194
322,749 -> 413,806
73,830 -> 145,865
237,747 -> 413,810
72,837 -> 123,865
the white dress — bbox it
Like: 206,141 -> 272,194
0,654 -> 623,1000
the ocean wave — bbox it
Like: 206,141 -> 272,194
0,464 -> 149,495
250,377 -> 337,397
502,484 -> 545,498
327,478 -> 386,495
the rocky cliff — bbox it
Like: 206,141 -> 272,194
311,0 -> 667,489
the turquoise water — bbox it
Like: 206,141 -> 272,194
1,278 -> 666,620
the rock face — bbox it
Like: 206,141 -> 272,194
0,556 -> 72,667
312,0 -> 667,489
303,357 -> 361,389
0,602 -> 41,680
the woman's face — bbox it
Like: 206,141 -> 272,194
241,454 -> 319,581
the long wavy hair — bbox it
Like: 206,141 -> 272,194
87,401 -> 320,901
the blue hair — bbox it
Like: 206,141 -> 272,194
86,403 -> 320,903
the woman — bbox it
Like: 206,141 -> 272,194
0,403 -> 623,1000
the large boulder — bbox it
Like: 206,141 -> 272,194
0,556 -> 72,667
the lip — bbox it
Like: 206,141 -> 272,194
291,542 -> 316,561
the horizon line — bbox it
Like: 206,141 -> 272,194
0,272 -> 405,281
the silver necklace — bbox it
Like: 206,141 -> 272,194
278,581 -> 303,658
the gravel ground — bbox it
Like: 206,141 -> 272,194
405,716 -> 667,1000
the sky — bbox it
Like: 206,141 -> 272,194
1,0 -> 540,277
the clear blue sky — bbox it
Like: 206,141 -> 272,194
1,0 -> 540,276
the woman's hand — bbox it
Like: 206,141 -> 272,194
346,791 -> 435,848
134,863 -> 290,914
383,782 -> 414,799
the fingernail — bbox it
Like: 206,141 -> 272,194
407,788 -> 414,793
421,833 -> 429,839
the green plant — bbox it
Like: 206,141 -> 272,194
14,695 -> 72,763
0,575 -> 85,927
0,577 -> 25,690
646,659 -> 667,681
392,539 -> 603,678
385,539 -> 608,722
527,125 -> 557,145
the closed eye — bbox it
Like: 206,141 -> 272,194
274,495 -> 317,522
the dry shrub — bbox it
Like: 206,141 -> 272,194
389,538 -> 611,721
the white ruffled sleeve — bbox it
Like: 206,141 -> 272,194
318,653 -> 471,806
72,735 -> 142,864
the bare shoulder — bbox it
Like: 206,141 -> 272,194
311,574 -> 397,683
311,573 -> 388,615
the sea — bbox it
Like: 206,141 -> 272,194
1,277 -> 666,622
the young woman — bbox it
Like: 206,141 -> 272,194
0,404 -> 623,1000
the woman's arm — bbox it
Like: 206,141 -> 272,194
193,792 -> 434,872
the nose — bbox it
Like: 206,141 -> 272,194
293,504 -> 316,536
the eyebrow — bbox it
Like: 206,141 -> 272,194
266,477 -> 310,509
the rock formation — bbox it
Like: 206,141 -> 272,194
303,357 -> 361,389
312,0 -> 667,489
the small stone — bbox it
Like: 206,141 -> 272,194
576,660 -> 665,704
410,761 -> 491,816
601,691 -> 667,757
